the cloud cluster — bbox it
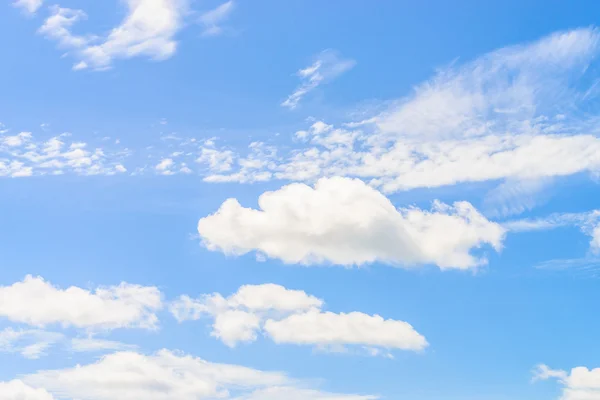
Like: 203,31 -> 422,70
0,130 -> 127,177
200,28 -> 600,215
171,283 -> 427,355
39,0 -> 190,70
0,275 -> 162,330
198,177 -> 505,269
8,349 -> 376,400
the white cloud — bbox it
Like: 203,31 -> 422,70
0,328 -> 64,359
18,349 -> 375,400
0,130 -> 129,177
198,177 -> 505,269
13,0 -> 43,14
264,310 -> 427,352
282,50 -> 356,109
155,158 -> 175,174
2,132 -> 32,147
39,0 -> 189,70
202,28 -> 600,207
0,380 -> 54,400
534,364 -> 600,400
0,275 -> 163,330
70,337 -> 136,353
171,283 -> 427,354
199,1 -> 235,37
505,210 -> 600,252
233,387 -> 377,400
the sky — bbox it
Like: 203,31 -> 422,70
2,0 -> 600,399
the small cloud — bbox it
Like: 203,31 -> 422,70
282,50 -> 356,109
199,1 -> 235,37
13,0 -> 43,14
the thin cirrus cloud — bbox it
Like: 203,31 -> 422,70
199,1 -> 235,37
0,275 -> 163,330
533,364 -> 600,400
0,328 -> 64,360
197,176 -> 505,269
282,49 -> 356,109
171,283 -> 428,355
38,0 -> 190,70
10,349 -> 377,400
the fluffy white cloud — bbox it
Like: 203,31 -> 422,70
0,328 -> 63,359
171,283 -> 427,354
12,0 -> 43,14
2,132 -> 32,147
282,50 -> 356,109
199,1 -> 235,37
198,177 -> 505,269
534,364 -> 600,400
0,380 -> 54,400
19,349 -> 374,400
0,275 -> 162,330
264,310 -> 428,352
39,0 -> 189,70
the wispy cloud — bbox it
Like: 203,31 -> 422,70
13,0 -> 43,14
39,0 -> 190,70
199,1 -> 235,37
282,50 -> 356,109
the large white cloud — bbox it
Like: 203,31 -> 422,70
171,283 -> 427,354
20,349 -> 376,400
0,380 -> 54,400
198,177 -> 505,269
0,275 -> 162,330
534,364 -> 600,400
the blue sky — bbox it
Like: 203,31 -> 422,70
2,1 -> 600,399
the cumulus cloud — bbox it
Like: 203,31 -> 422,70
13,0 -> 43,14
0,380 -> 54,400
534,364 -> 600,400
199,1 -> 235,37
171,283 -> 427,354
198,177 -> 505,269
0,275 -> 163,330
19,349 -> 375,400
282,50 -> 356,109
39,0 -> 189,70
